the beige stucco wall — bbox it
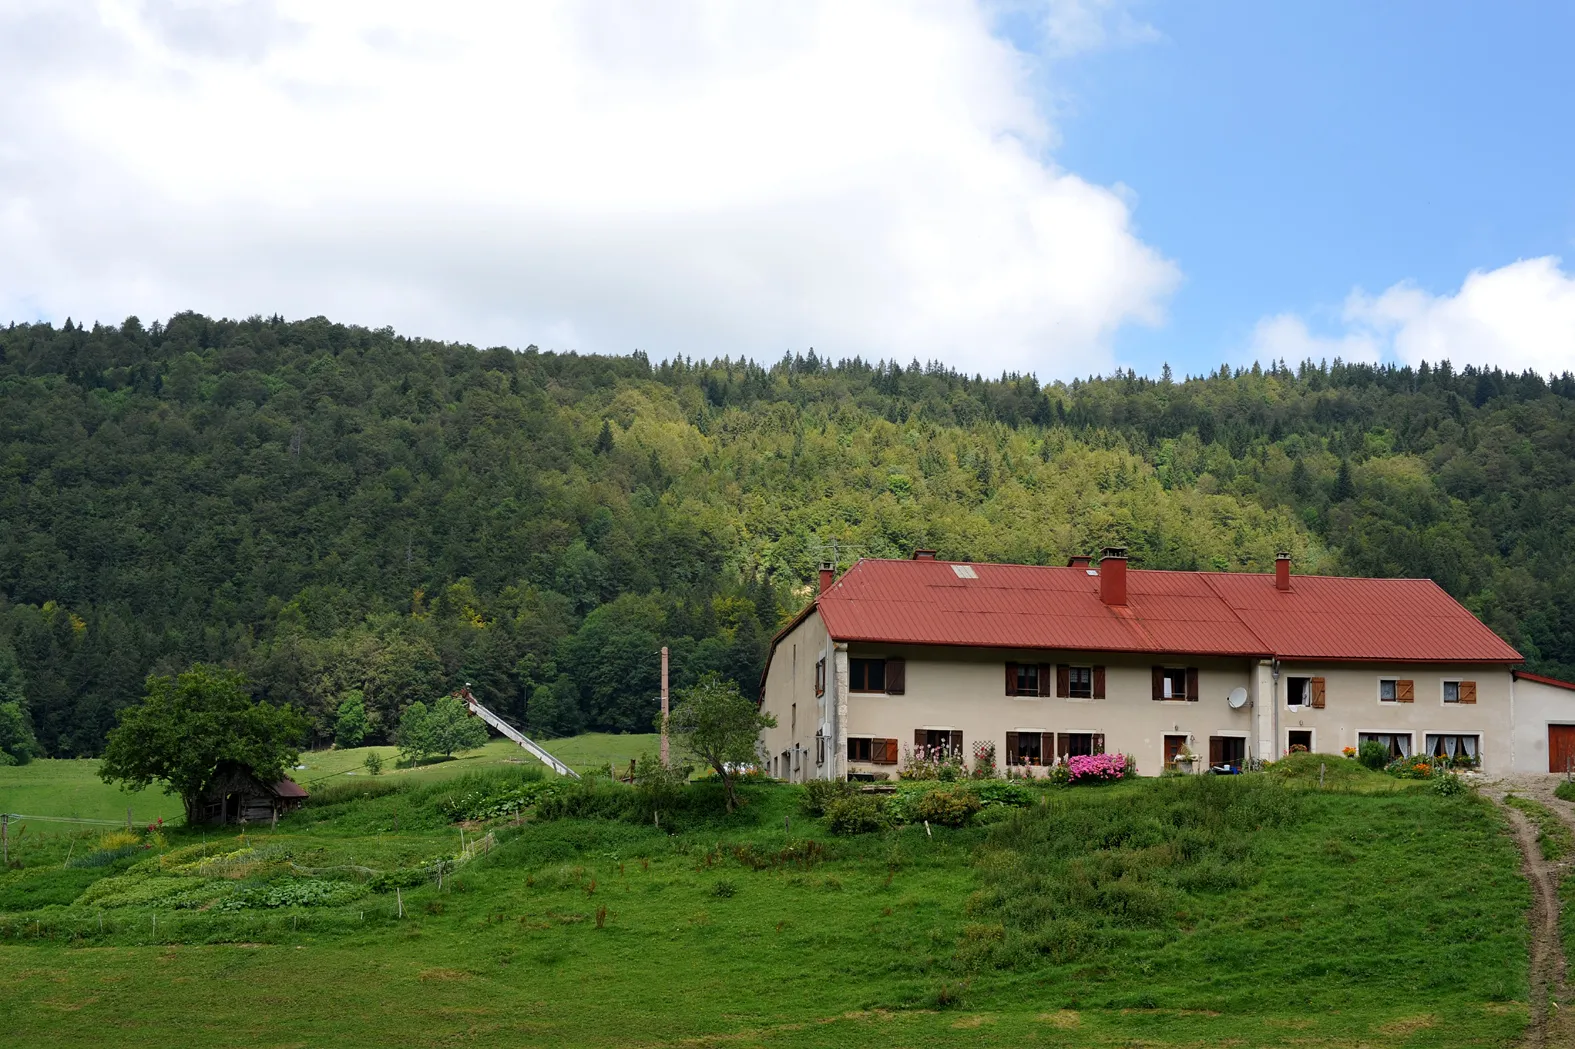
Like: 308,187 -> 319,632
757,610 -> 834,781
1510,678 -> 1575,773
1271,662 -> 1512,770
758,628 -> 1518,777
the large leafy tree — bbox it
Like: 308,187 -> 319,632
0,647 -> 37,765
396,696 -> 487,764
99,665 -> 307,823
663,675 -> 775,812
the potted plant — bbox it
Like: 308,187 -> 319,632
1173,745 -> 1197,773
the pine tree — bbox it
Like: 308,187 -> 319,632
1332,460 -> 1356,502
594,419 -> 615,454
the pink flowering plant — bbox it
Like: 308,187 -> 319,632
1066,752 -> 1133,784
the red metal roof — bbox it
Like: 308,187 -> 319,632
271,778 -> 310,799
1514,670 -> 1575,692
812,558 -> 1521,664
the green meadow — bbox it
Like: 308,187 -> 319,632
0,753 -> 1533,1048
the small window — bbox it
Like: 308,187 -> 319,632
1008,663 -> 1041,697
1287,677 -> 1309,706
1209,735 -> 1246,768
1060,732 -> 1098,758
951,564 -> 978,579
1068,666 -> 1093,699
847,737 -> 873,762
815,658 -> 826,697
1443,681 -> 1460,704
1287,730 -> 1312,754
815,730 -> 825,766
1425,733 -> 1480,767
1160,668 -> 1187,699
1359,732 -> 1412,759
1008,732 -> 1044,766
849,658 -> 885,692
1379,679 -> 1397,702
791,703 -> 796,734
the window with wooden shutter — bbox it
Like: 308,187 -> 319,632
1151,667 -> 1164,701
1056,664 -> 1070,698
884,659 -> 905,695
1005,731 -> 1019,764
1056,733 -> 1072,760
1186,667 -> 1200,702
873,739 -> 899,765
1208,736 -> 1224,766
1459,680 -> 1477,704
1092,733 -> 1105,755
1038,663 -> 1052,697
914,729 -> 926,749
1005,662 -> 1018,696
950,730 -> 963,755
815,658 -> 826,697
1093,666 -> 1106,699
1310,677 -> 1326,709
1397,679 -> 1415,703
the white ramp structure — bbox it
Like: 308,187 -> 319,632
457,685 -> 580,778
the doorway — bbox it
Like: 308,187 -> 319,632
1287,730 -> 1313,754
1550,725 -> 1575,774
1209,735 -> 1246,770
1163,734 -> 1188,768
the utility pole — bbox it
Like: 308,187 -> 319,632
660,646 -> 670,766
2,813 -> 8,867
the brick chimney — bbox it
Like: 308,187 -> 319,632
912,549 -> 938,560
1067,555 -> 1092,568
818,562 -> 836,594
1098,547 -> 1128,606
1275,551 -> 1291,592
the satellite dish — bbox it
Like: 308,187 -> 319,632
1227,687 -> 1249,710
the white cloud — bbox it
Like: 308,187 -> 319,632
1248,257 -> 1575,376
0,0 -> 1178,374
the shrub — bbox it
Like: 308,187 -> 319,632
824,795 -> 887,835
632,753 -> 693,819
535,777 -> 634,822
1045,762 -> 1070,787
1432,773 -> 1466,796
916,788 -> 982,827
711,880 -> 736,898
800,778 -> 856,816
1067,753 -> 1132,784
971,741 -> 998,779
363,751 -> 383,776
1386,754 -> 1434,780
1357,740 -> 1389,771
973,780 -> 1034,808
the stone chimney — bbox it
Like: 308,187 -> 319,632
912,549 -> 938,560
818,562 -> 836,594
1099,547 -> 1128,606
1275,551 -> 1291,592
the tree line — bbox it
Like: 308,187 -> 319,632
2,312 -> 1573,760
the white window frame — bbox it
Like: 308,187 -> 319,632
1377,678 -> 1398,704
1422,732 -> 1482,763
1285,675 -> 1310,709
1358,729 -> 1415,759
1285,727 -> 1316,754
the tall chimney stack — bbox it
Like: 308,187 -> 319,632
1098,547 -> 1128,606
818,562 -> 836,594
1275,551 -> 1291,592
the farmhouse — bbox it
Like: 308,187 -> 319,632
758,549 -> 1549,780
192,760 -> 310,825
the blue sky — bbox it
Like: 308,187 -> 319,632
1035,1 -> 1575,377
2,1 -> 1571,380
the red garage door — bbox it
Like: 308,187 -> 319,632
1550,726 -> 1575,774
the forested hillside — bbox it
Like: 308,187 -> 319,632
3,313 -> 1573,757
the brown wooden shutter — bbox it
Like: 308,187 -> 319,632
914,729 -> 926,749
1459,680 -> 1477,704
1056,733 -> 1070,760
1038,663 -> 1052,697
1093,666 -> 1106,699
1092,733 -> 1106,755
1208,736 -> 1224,766
1005,662 -> 1018,696
1396,679 -> 1414,702
1056,664 -> 1070,698
884,659 -> 905,695
950,730 -> 963,756
815,658 -> 825,697
1151,667 -> 1164,700
1186,667 -> 1200,701
1310,677 -> 1326,709
876,739 -> 898,765
1005,731 -> 1018,765
1041,732 -> 1055,763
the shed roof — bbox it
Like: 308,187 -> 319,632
809,558 -> 1521,664
270,778 -> 310,799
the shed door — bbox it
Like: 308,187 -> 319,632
1550,726 -> 1575,774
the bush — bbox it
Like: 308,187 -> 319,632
973,780 -> 1034,808
1556,780 -> 1575,804
1432,773 -> 1467,796
1386,754 -> 1434,780
916,788 -> 982,827
1357,740 -> 1390,771
1067,753 -> 1133,784
824,795 -> 887,835
536,777 -> 635,822
363,751 -> 383,776
801,779 -> 856,816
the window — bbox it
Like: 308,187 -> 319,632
1005,731 -> 1047,766
1287,677 -> 1309,706
1006,662 -> 1049,697
1379,679 -> 1397,702
1443,681 -> 1459,704
815,658 -> 826,697
1209,735 -> 1246,769
1287,729 -> 1312,754
1068,666 -> 1093,699
1152,666 -> 1198,701
850,658 -> 885,692
815,729 -> 825,766
847,737 -> 872,762
1426,733 -> 1480,766
791,703 -> 796,735
916,729 -> 962,756
1359,732 -> 1412,759
1056,732 -> 1103,759
1443,680 -> 1477,704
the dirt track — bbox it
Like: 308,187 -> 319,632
1481,775 -> 1575,1048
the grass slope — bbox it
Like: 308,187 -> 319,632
0,763 -> 1531,1048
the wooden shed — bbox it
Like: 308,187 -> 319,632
194,761 -> 310,825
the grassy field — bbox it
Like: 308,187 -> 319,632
0,755 -> 1533,1048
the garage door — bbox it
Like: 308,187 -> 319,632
1550,725 -> 1575,774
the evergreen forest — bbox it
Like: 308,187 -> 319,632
3,313 -> 1573,758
